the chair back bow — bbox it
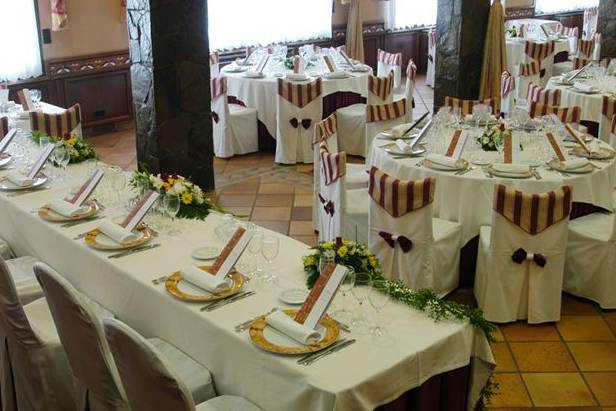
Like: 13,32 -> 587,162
211,111 -> 219,124
289,118 -> 312,130
378,231 -> 413,253
511,248 -> 547,267
318,194 -> 335,216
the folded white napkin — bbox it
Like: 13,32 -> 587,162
573,82 -> 596,92
97,220 -> 139,244
324,70 -> 347,79
47,199 -> 89,217
181,266 -> 230,293
286,73 -> 309,81
389,123 -> 412,138
266,310 -> 322,345
559,158 -> 589,170
395,139 -> 413,153
6,171 -> 33,187
492,163 -> 531,174
426,154 -> 465,169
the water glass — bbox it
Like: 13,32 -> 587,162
351,272 -> 372,334
246,228 -> 263,279
54,143 -> 70,182
164,193 -> 181,236
215,213 -> 236,243
261,235 -> 280,283
333,266 -> 356,323
319,252 -> 335,275
368,280 -> 390,338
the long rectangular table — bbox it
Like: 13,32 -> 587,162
0,163 -> 494,411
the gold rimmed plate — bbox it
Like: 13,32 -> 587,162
0,174 -> 48,191
249,309 -> 340,355
570,146 -> 615,160
487,165 -> 533,179
165,266 -> 244,302
85,225 -> 152,251
38,201 -> 99,222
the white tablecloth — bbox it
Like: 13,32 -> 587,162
370,136 -> 616,244
0,163 -> 494,411
506,38 -> 570,74
546,77 -> 609,123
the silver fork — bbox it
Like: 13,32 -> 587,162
234,308 -> 278,332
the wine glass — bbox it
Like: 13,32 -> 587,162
451,107 -> 462,127
163,193 -> 181,236
246,228 -> 263,279
109,166 -> 126,207
368,279 -> 390,338
215,213 -> 236,243
261,235 -> 280,283
54,143 -> 70,182
333,266 -> 356,323
30,89 -> 41,108
351,272 -> 372,334
319,252 -> 335,275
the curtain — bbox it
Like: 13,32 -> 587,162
50,0 -> 68,31
479,0 -> 507,106
384,0 -> 437,30
208,0 -> 332,51
535,0 -> 598,14
345,0 -> 364,62
0,1 -> 43,82
120,0 -> 127,23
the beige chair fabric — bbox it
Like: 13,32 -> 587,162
0,257 -> 76,411
0,237 -> 12,260
5,256 -> 43,305
103,318 -> 262,411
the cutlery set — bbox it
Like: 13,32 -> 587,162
200,291 -> 256,312
297,338 -> 356,366
108,243 -> 161,259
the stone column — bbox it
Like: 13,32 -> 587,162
434,0 -> 491,107
127,0 -> 214,190
597,0 -> 615,59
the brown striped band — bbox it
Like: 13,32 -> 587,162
365,99 -> 407,123
524,40 -> 555,62
527,82 -> 561,106
313,113 -> 337,145
29,104 -> 82,138
210,76 -> 227,100
519,61 -> 541,76
0,116 -> 7,138
319,141 -> 346,186
277,78 -> 322,108
368,166 -> 435,218
443,97 -> 497,116
501,71 -> 515,98
529,103 -> 581,123
368,72 -> 394,101
377,49 -> 402,66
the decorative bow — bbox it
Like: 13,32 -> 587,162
290,118 -> 312,130
378,231 -> 413,253
318,194 -> 335,216
511,248 -> 546,267
212,111 -> 220,124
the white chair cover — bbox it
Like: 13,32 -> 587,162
599,95 -> 616,143
564,211 -> 616,308
583,8 -> 598,40
0,237 -> 12,260
400,60 -> 416,121
514,61 -> 540,103
524,40 -> 556,86
211,77 -> 258,159
474,184 -> 572,323
376,49 -> 402,88
5,256 -> 43,305
592,33 -> 602,61
275,78 -> 323,164
0,258 -> 76,411
209,52 -> 220,77
367,168 -> 461,296
365,99 -> 408,165
426,30 -> 436,87
500,71 -> 516,115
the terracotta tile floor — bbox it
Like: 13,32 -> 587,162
89,75 -> 616,410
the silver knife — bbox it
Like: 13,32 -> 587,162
302,339 -> 356,365
201,291 -> 249,312
61,215 -> 104,228
297,338 -> 347,364
203,291 -> 255,312
108,243 -> 161,259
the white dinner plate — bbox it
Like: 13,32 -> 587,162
191,246 -> 220,260
223,66 -> 248,73
0,154 -> 12,169
286,73 -> 310,81
350,65 -> 371,72
0,174 -> 48,191
94,229 -> 150,248
547,159 -> 593,174
324,72 -> 348,79
279,288 -> 309,305
384,147 -> 426,157
423,158 -> 468,172
572,86 -> 600,94
175,276 -> 234,297
243,72 -> 264,79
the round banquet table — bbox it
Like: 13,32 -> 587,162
546,76 -> 616,123
369,133 -> 616,245
223,61 -> 371,139
505,37 -> 570,74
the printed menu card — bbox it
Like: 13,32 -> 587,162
69,169 -> 105,206
503,133 -> 520,164
339,50 -> 355,68
445,129 -> 468,159
208,227 -> 254,279
545,132 -> 567,161
294,263 -> 348,329
0,129 -> 17,154
323,55 -> 336,73
564,124 -> 591,154
17,89 -> 34,112
120,190 -> 160,232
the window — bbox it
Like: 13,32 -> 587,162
535,0 -> 599,14
0,1 -> 43,82
385,0 -> 437,30
207,0 -> 333,51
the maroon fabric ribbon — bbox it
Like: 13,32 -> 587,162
378,231 -> 413,253
289,118 -> 312,130
212,111 -> 220,124
318,194 -> 335,216
511,248 -> 547,267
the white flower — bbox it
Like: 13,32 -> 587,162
173,182 -> 186,194
149,175 -> 164,189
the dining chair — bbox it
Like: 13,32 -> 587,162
103,318 -> 263,411
559,26 -> 579,54
209,51 -> 220,77
591,32 -> 602,60
29,103 -> 81,139
364,99 -> 408,163
337,71 -> 395,156
443,97 -> 498,117
211,76 -> 258,159
0,116 -> 7,139
317,141 -> 369,244
33,263 -> 216,411
474,184 -> 572,323
275,78 -> 323,164
367,167 -> 462,296
577,38 -> 596,60
426,30 -> 436,87
514,61 -> 540,103
394,60 -> 417,121
0,257 -> 76,411
376,49 -> 403,88
500,70 -> 516,115
528,103 -> 581,126
524,40 -> 556,86
610,114 -> 616,149
599,95 -> 616,143
526,82 -> 561,107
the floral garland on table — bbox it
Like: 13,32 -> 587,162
130,170 -> 223,220
302,240 -> 498,410
30,131 -> 96,163
476,123 -> 511,152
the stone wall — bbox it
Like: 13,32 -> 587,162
597,0 -> 615,59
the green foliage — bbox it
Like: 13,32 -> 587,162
29,131 -> 96,163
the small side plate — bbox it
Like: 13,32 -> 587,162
279,288 -> 309,305
191,246 -> 220,260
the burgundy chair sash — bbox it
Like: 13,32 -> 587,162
319,142 -> 346,185
379,231 -> 413,253
318,193 -> 335,216
368,166 -> 435,218
527,82 -> 561,106
524,40 -> 556,62
29,104 -> 81,138
277,78 -> 322,108
366,99 -> 407,123
519,61 -> 540,76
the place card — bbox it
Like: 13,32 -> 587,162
0,129 -> 17,154
27,144 -> 55,179
503,133 -> 520,163
256,55 -> 270,74
545,132 -> 567,161
564,124 -> 591,154
208,227 -> 254,280
17,89 -> 34,112
120,190 -> 160,232
323,55 -> 336,73
69,169 -> 105,206
294,263 -> 347,330
293,56 -> 301,74
445,129 -> 467,159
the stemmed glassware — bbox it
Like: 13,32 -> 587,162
260,235 -> 280,283
109,166 -> 126,207
246,228 -> 263,279
351,272 -> 372,334
53,143 -> 69,182
368,280 -> 390,339
333,266 -> 356,323
163,193 -> 181,236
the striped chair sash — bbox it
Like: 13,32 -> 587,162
368,167 -> 435,218
443,97 -> 497,116
602,95 -> 616,120
314,113 -> 337,144
319,142 -> 346,185
573,57 -> 590,70
0,116 -> 8,138
501,71 -> 515,98
429,30 -> 436,48
377,49 -> 402,66
524,40 -> 555,62
599,58 -> 612,68
366,99 -> 407,123
611,114 -> 616,134
519,61 -> 541,76
577,39 -> 595,58
209,52 -> 219,66
29,104 -> 82,138
368,72 -> 394,101
529,103 -> 581,123
493,184 -> 572,235
277,78 -> 322,108
560,26 -> 579,37
406,60 -> 417,81
210,76 -> 227,100
527,82 -> 561,106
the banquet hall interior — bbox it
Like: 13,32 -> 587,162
1,0 -> 616,410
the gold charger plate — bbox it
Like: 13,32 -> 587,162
165,266 -> 244,302
571,146 -> 616,160
249,309 -> 340,355
38,201 -> 99,222
85,225 -> 152,251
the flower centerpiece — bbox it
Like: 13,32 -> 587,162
506,25 -> 518,38
476,123 -> 511,151
30,131 -> 96,163
130,170 -> 222,220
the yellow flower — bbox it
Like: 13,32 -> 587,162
162,182 -> 171,191
181,191 -> 193,204
322,242 -> 334,249
368,255 -> 378,268
304,255 -> 316,266
337,246 -> 348,258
